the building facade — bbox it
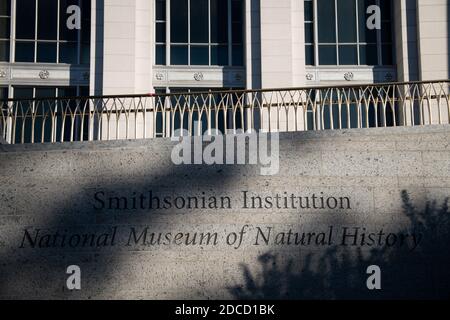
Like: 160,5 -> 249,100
0,0 -> 448,100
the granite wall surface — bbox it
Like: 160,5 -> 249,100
0,125 -> 449,299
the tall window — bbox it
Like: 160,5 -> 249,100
155,0 -> 244,67
0,0 -> 10,62
305,0 -> 393,66
155,0 -> 167,65
304,0 -> 314,65
13,0 -> 90,64
0,87 -> 7,100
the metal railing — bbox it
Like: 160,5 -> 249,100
1,80 -> 449,144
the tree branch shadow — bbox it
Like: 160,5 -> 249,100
228,191 -> 450,300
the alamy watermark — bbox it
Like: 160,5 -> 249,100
66,5 -> 82,30
171,126 -> 280,176
66,265 -> 81,290
366,5 -> 381,30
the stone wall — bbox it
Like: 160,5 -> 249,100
0,125 -> 449,299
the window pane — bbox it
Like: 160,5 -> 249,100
358,0 -> 377,43
156,0 -> 166,21
305,23 -> 314,43
380,0 -> 391,20
190,0 -> 208,43
155,109 -> 164,136
81,0 -> 91,43
304,0 -> 313,21
37,42 -> 57,62
0,87 -> 8,100
232,0 -> 243,22
0,17 -> 10,38
0,40 -> 9,61
16,0 -> 36,39
156,44 -> 166,65
79,86 -> 89,96
317,0 -> 336,43
232,45 -> 243,66
339,45 -> 358,65
170,0 -> 188,43
0,0 -> 11,16
319,45 -> 337,65
382,44 -> 393,65
13,87 -> 33,99
359,44 -> 377,65
59,42 -> 78,64
156,22 -> 166,43
211,45 -> 228,66
232,22 -> 243,44
81,42 -> 90,64
60,0 -> 79,41
191,45 -> 209,65
38,0 -> 58,40
305,44 -> 314,65
58,86 -> 77,98
338,0 -> 357,43
35,87 -> 56,98
81,0 -> 91,16
81,25 -> 90,45
381,21 -> 392,42
15,41 -> 35,62
155,88 -> 166,95
171,45 -> 188,65
211,0 -> 228,43
232,0 -> 243,44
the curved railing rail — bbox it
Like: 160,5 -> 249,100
1,80 -> 449,144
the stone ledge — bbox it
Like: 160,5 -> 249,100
1,125 -> 449,154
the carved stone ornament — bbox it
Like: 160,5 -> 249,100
306,73 -> 314,81
0,69 -> 6,78
193,72 -> 204,81
39,70 -> 50,80
344,72 -> 354,81
155,72 -> 165,81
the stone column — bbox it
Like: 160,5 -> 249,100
134,0 -> 153,94
416,0 -> 449,81
92,0 -> 153,96
416,0 -> 449,125
90,0 -> 154,139
394,0 -> 420,83
101,0 -> 136,95
259,0 -> 295,89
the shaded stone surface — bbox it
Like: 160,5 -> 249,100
0,125 -> 449,299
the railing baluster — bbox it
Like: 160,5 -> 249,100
1,80 -> 449,145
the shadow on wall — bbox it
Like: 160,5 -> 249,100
228,191 -> 450,300
0,142 -> 242,299
448,0 -> 450,79
0,136 -> 449,299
